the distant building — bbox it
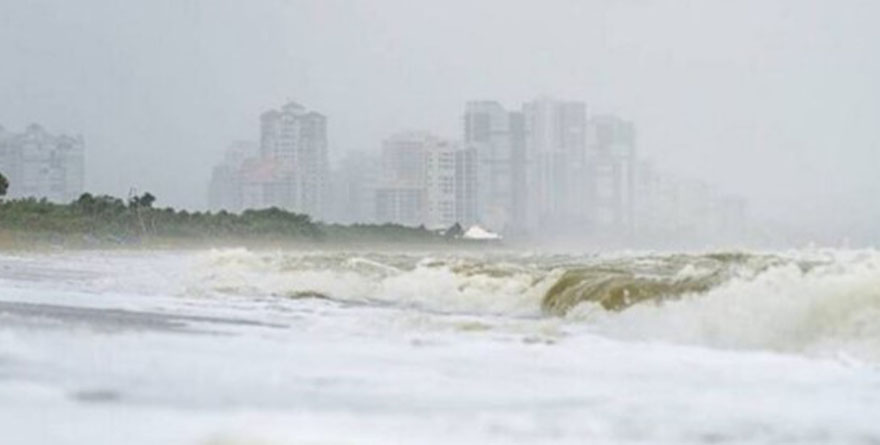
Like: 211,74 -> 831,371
259,102 -> 329,217
423,140 -> 458,228
523,98 -> 588,230
206,98 -> 748,242
0,124 -> 84,202
375,131 -> 475,229
586,115 -> 636,233
457,98 -> 747,243
463,101 -> 527,233
376,132 -> 434,226
380,132 -> 431,188
208,101 -> 329,218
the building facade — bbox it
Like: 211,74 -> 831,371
208,101 -> 329,218
258,102 -> 329,217
0,124 -> 85,203
374,131 -> 477,229
586,115 -> 636,234
207,98 -> 748,243
463,101 -> 528,233
523,98 -> 588,230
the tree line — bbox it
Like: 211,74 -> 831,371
0,171 -> 454,244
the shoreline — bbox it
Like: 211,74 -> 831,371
0,229 -> 499,253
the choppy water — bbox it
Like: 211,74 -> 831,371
1,248 -> 879,444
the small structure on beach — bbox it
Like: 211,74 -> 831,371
462,225 -> 502,241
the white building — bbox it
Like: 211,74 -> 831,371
259,102 -> 329,218
375,131 -> 476,229
208,101 -> 329,218
423,140 -> 458,228
0,124 -> 84,203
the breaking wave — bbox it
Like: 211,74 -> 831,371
190,248 -> 880,360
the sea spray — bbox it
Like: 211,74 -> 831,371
189,248 -> 880,360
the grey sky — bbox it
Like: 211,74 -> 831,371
1,0 -> 878,241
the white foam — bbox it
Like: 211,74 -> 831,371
189,249 -> 558,317
187,248 -> 880,361
575,249 -> 880,360
3,248 -> 880,443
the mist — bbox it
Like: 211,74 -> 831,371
1,0 -> 878,245
6,3 -> 880,442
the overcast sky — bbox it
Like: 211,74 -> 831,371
1,0 -> 878,242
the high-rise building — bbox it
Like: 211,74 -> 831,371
0,124 -> 84,203
424,140 -> 458,228
586,115 -> 636,233
508,111 -> 528,232
523,98 -> 588,230
208,101 -> 328,217
258,102 -> 329,217
375,131 -> 474,229
463,101 -> 527,233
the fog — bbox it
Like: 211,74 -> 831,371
1,0 -> 878,245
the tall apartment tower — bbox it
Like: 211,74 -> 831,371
423,139 -> 458,228
259,102 -> 329,218
586,115 -> 636,233
0,124 -> 84,203
463,101 -> 528,233
522,98 -> 588,230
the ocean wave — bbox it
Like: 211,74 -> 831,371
573,250 -> 880,360
190,248 -> 880,360
189,248 -> 554,316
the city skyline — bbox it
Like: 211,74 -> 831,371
206,96 -> 748,245
2,1 -> 878,244
0,84 -> 863,244
3,4 -> 880,443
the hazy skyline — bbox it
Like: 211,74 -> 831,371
1,0 -> 878,243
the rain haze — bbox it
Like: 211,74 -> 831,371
5,3 -> 880,444
1,0 -> 878,244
